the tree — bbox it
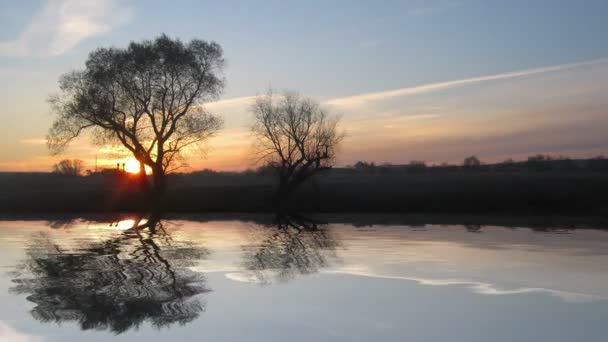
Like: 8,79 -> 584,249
251,91 -> 343,201
463,155 -> 481,168
407,160 -> 427,173
52,158 -> 84,176
353,161 -> 376,173
47,34 -> 225,196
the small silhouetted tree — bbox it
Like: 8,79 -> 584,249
463,155 -> 481,168
407,160 -> 427,173
354,161 -> 376,173
251,91 -> 343,202
52,159 -> 84,176
47,34 -> 225,196
527,154 -> 552,171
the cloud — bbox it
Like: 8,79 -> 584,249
225,272 -> 268,284
205,96 -> 256,127
0,321 -> 44,342
326,59 -> 607,106
326,269 -> 606,303
207,96 -> 256,107
0,0 -> 132,57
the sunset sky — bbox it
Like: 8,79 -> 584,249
1,0 -> 608,172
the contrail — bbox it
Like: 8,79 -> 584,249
325,58 -> 607,106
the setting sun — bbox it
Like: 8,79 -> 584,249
123,158 -> 151,175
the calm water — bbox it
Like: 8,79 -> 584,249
0,215 -> 607,341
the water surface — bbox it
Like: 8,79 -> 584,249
0,215 -> 607,341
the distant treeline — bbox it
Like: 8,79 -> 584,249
182,154 -> 608,179
339,154 -> 608,174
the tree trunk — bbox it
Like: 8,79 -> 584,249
151,169 -> 167,198
275,175 -> 292,211
138,160 -> 149,191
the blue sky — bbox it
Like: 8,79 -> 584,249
1,0 -> 608,171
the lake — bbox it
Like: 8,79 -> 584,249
0,214 -> 607,341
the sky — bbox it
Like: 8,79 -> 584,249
1,0 -> 608,172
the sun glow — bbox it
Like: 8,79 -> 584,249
123,158 -> 152,175
123,158 -> 141,174
115,219 -> 148,230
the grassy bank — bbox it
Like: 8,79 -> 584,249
1,170 -> 607,215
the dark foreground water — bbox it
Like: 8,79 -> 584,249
0,215 -> 607,341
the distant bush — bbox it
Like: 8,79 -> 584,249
353,161 -> 377,173
463,156 -> 481,168
354,161 -> 375,169
406,160 -> 427,173
527,154 -> 559,171
52,159 -> 84,176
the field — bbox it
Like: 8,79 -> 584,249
2,165 -> 607,215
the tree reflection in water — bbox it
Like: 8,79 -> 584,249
10,215 -> 210,334
241,214 -> 340,284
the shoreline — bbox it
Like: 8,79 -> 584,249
1,211 -> 607,230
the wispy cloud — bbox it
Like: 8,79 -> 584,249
0,0 -> 132,57
326,59 -> 606,106
20,138 -> 47,145
207,96 -> 256,107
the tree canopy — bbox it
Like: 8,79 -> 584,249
47,34 -> 225,192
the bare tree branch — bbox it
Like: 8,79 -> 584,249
250,91 -> 344,201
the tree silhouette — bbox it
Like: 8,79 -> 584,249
10,216 -> 210,334
240,214 -> 340,284
251,91 -> 344,202
52,158 -> 84,176
463,155 -> 481,168
47,34 -> 225,195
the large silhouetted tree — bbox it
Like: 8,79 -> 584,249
251,92 -> 343,202
47,34 -> 225,195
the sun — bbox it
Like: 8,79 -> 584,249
123,158 -> 151,174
